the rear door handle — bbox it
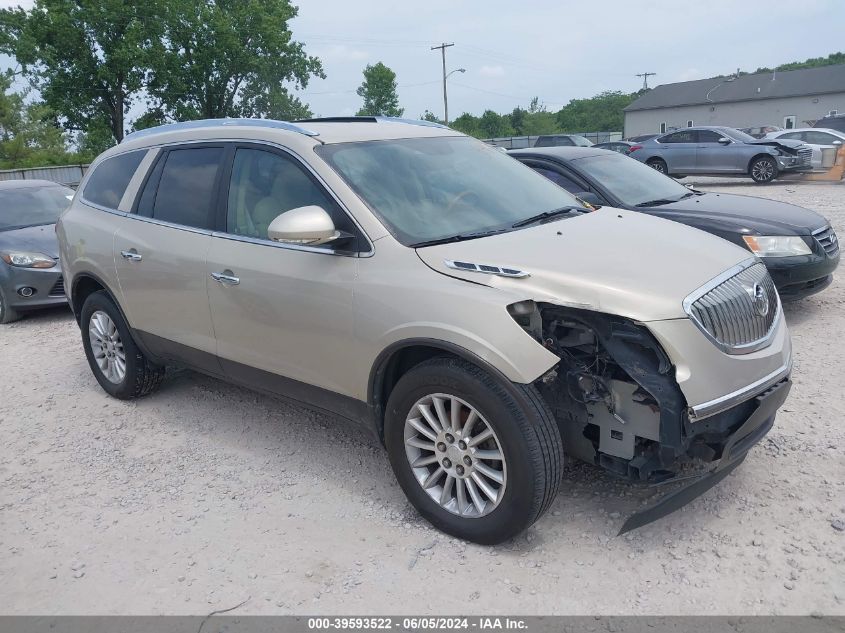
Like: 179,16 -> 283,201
120,249 -> 143,262
211,271 -> 240,285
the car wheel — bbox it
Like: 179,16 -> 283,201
750,155 -> 778,183
384,357 -> 563,544
80,290 -> 165,399
0,286 -> 21,324
647,158 -> 668,174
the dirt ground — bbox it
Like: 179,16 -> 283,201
1,179 -> 843,616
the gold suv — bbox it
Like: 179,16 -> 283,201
58,118 -> 792,543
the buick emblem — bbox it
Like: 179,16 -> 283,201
831,233 -> 838,247
751,283 -> 769,317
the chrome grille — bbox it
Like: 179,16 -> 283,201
48,276 -> 65,297
797,148 -> 812,167
684,262 -> 779,354
813,225 -> 839,258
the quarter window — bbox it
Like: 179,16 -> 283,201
83,150 -> 146,209
144,147 -> 224,230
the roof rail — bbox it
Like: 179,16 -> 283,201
295,116 -> 449,129
121,118 -> 319,143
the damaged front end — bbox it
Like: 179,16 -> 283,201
508,300 -> 791,532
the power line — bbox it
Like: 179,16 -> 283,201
635,72 -> 656,90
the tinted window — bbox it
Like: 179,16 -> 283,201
83,150 -> 145,209
149,147 -> 223,229
0,185 -> 74,231
226,148 -> 340,241
697,130 -> 725,143
531,167 -> 584,193
535,136 -> 573,147
659,131 -> 696,143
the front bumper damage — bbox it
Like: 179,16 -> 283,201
511,303 -> 791,533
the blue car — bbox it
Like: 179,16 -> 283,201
630,126 -> 812,183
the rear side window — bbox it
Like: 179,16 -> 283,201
139,147 -> 224,230
83,150 -> 146,209
659,131 -> 696,143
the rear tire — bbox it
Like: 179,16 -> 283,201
750,155 -> 778,183
647,158 -> 668,175
80,290 -> 165,399
384,357 -> 563,544
0,287 -> 21,324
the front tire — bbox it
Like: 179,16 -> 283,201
750,155 -> 778,183
80,291 -> 165,399
384,357 -> 563,544
647,158 -> 668,175
0,287 -> 21,324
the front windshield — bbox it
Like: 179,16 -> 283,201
575,154 -> 691,207
0,185 -> 74,231
317,136 -> 581,245
721,128 -> 756,143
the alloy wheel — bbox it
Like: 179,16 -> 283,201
752,159 -> 774,181
88,310 -> 126,384
404,393 -> 507,518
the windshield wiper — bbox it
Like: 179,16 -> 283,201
635,197 -> 684,207
511,206 -> 582,228
410,228 -> 508,248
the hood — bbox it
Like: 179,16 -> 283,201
746,138 -> 804,153
0,224 -> 60,259
644,192 -> 828,235
415,208 -> 751,322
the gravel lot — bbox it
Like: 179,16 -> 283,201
1,179 -> 843,616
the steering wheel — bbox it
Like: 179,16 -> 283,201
446,190 -> 481,213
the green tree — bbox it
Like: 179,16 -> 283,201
146,0 -> 322,121
477,110 -> 514,138
555,90 -> 639,133
0,73 -> 77,168
421,109 -> 440,123
449,112 -> 480,136
0,0 -> 161,143
509,107 -> 526,135
356,62 -> 403,117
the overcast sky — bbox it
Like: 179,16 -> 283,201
2,0 -> 844,122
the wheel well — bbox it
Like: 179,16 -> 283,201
748,153 -> 776,173
70,275 -> 106,323
371,344 -> 464,440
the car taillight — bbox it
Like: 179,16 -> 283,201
628,145 -> 643,153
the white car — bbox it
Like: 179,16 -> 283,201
764,128 -> 845,169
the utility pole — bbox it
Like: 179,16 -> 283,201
636,72 -> 656,90
432,42 -> 454,124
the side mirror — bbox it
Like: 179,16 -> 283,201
575,191 -> 603,209
718,137 -> 732,145
832,140 -> 843,146
267,205 -> 340,246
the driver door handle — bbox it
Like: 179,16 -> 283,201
211,271 -> 240,285
120,249 -> 143,262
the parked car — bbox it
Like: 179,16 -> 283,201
626,134 -> 659,143
632,126 -> 812,183
813,113 -> 845,133
593,140 -> 640,155
510,146 -> 839,301
0,179 -> 74,323
58,118 -> 792,543
738,125 -> 782,139
533,134 -> 593,147
764,128 -> 845,169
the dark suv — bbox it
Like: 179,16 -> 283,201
814,114 -> 845,133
